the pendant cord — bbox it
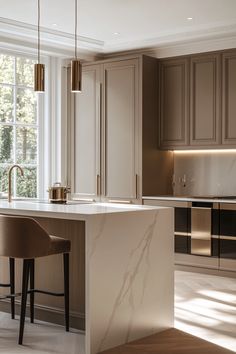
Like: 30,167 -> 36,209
38,0 -> 40,63
75,0 -> 77,59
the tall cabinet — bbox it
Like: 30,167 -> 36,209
73,64 -> 101,200
102,59 -> 139,199
69,55 -> 173,202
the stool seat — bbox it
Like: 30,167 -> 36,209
48,235 -> 71,255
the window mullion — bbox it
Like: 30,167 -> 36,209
13,57 -> 17,198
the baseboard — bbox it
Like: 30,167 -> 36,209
175,264 -> 236,279
0,300 -> 85,331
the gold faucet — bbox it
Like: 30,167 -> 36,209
8,165 -> 24,203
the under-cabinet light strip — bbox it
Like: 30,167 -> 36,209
174,149 -> 236,154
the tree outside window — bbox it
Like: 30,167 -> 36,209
0,54 -> 39,198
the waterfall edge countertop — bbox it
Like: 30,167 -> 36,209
0,199 -> 174,354
0,200 -> 167,221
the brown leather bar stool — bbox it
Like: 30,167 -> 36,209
0,214 -> 71,345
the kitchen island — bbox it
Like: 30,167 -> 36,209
0,201 -> 174,354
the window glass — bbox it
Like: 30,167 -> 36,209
0,86 -> 14,122
0,54 -> 14,84
0,53 -> 39,199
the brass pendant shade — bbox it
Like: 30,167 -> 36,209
34,0 -> 45,92
34,63 -> 45,92
71,60 -> 82,92
71,0 -> 82,92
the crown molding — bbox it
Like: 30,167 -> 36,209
102,27 -> 236,59
1,16 -> 236,60
103,21 -> 236,54
0,17 -> 104,59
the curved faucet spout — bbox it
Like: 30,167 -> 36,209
8,165 -> 24,203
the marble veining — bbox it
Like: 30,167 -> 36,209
97,211 -> 159,351
89,214 -> 107,258
87,208 -> 174,354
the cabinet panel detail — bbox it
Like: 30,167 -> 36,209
190,54 -> 221,145
160,59 -> 189,148
74,65 -> 101,198
222,52 -> 236,144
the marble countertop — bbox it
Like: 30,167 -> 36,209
0,200 -> 166,221
142,195 -> 236,203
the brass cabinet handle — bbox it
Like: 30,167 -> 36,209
109,200 -> 132,204
96,174 -> 100,196
135,174 -> 138,199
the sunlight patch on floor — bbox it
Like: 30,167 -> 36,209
175,270 -> 236,352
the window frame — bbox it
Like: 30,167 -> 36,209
0,49 -> 46,199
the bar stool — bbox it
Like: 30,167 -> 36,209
0,258 -> 15,319
0,214 -> 71,345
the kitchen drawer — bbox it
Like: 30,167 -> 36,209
175,234 -> 189,254
219,207 -> 236,261
220,237 -> 236,259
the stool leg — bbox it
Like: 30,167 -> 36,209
18,259 -> 30,345
63,253 -> 69,332
9,258 -> 15,320
30,259 -> 35,323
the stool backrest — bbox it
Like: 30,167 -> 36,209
0,215 -> 51,259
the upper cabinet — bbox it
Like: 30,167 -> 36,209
160,58 -> 189,148
190,54 -> 221,146
159,49 -> 236,150
222,51 -> 236,145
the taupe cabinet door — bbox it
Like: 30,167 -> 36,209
74,65 -> 101,199
102,59 -> 138,199
222,51 -> 236,145
160,58 -> 189,148
190,54 -> 221,146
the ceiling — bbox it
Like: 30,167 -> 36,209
0,0 -> 236,54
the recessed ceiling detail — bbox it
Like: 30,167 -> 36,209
0,0 -> 236,54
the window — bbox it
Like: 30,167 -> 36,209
0,53 -> 40,198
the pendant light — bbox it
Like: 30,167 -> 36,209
71,0 -> 82,92
34,0 -> 45,92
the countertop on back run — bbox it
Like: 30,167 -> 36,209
0,200 -> 168,221
142,195 -> 236,203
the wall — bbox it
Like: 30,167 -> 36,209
173,151 -> 236,196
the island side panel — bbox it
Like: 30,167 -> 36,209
85,208 -> 174,354
0,217 -> 86,330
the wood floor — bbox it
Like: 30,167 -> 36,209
0,270 -> 235,354
98,328 -> 235,354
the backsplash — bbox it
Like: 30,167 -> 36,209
173,151 -> 236,196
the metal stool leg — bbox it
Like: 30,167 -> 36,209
9,258 -> 15,319
18,259 -> 30,345
30,259 -> 35,323
63,253 -> 69,332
